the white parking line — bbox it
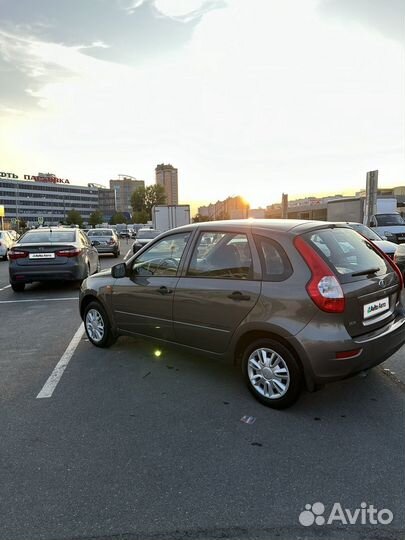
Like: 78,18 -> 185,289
0,285 -> 11,292
37,323 -> 85,399
0,297 -> 77,304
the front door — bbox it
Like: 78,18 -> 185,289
111,231 -> 191,340
173,231 -> 261,353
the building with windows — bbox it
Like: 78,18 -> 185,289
0,174 -> 99,227
155,164 -> 178,205
198,196 -> 249,220
109,176 -> 145,214
89,183 -> 116,222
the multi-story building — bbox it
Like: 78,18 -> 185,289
88,183 -> 116,222
109,176 -> 145,214
155,164 -> 178,205
0,172 -> 99,227
198,196 -> 249,220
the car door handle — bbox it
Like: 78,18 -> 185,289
228,291 -> 251,301
158,286 -> 173,295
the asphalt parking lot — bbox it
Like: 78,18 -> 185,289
0,240 -> 404,540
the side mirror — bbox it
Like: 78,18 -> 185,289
111,263 -> 127,279
369,221 -> 376,228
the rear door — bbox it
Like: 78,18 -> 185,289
173,231 -> 261,353
303,227 -> 401,337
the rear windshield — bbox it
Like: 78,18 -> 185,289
303,228 -> 390,280
87,229 -> 113,236
137,230 -> 160,239
375,214 -> 405,226
19,231 -> 76,243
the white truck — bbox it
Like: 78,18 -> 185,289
152,205 -> 191,232
327,198 -> 405,244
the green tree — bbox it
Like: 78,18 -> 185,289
88,210 -> 103,227
66,209 -> 83,227
110,212 -> 128,225
192,213 -> 210,223
131,185 -> 167,220
132,210 -> 150,224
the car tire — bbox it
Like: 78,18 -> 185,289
11,282 -> 25,292
113,250 -> 119,258
84,301 -> 116,348
242,338 -> 303,409
3,251 -> 8,261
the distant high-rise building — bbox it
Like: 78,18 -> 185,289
155,164 -> 178,205
109,176 -> 145,214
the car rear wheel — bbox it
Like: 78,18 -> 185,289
11,282 -> 25,292
242,338 -> 302,409
84,301 -> 116,348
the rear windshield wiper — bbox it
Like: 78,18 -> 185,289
352,267 -> 380,277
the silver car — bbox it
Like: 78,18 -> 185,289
87,229 -> 120,257
0,231 -> 14,260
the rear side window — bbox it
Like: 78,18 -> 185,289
187,232 -> 253,279
303,228 -> 390,280
254,235 -> 292,281
19,231 -> 76,243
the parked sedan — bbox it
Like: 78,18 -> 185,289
132,228 -> 161,254
80,220 -> 405,409
0,231 -> 15,260
9,228 -> 100,292
337,222 -> 398,258
87,229 -> 120,257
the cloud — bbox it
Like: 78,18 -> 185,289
319,0 -> 405,45
0,0 -> 403,207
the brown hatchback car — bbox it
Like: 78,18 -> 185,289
79,220 -> 405,408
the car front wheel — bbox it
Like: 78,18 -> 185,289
242,338 -> 302,409
84,301 -> 116,348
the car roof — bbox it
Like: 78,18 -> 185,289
24,227 -> 77,233
172,219 -> 350,235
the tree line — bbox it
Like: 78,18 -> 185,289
64,185 -> 167,227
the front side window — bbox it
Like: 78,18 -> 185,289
132,232 -> 190,277
187,232 -> 252,279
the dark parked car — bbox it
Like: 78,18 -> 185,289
87,228 -> 120,257
132,228 -> 161,254
9,228 -> 100,292
79,220 -> 405,408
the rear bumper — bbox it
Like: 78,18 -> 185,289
9,261 -> 86,283
290,310 -> 405,387
95,246 -> 118,254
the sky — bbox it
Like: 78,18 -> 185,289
0,0 -> 404,212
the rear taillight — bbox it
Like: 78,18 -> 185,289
55,248 -> 82,258
9,250 -> 28,260
294,236 -> 345,313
